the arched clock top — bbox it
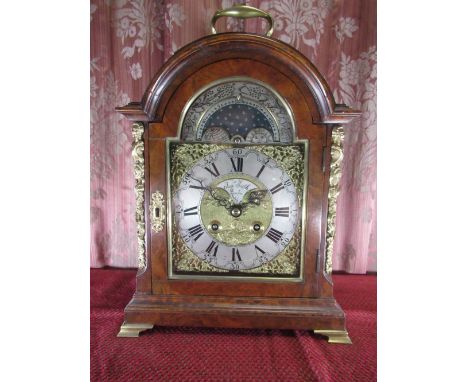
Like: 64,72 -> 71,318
116,33 -> 359,125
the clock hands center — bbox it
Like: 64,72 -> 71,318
196,174 -> 268,218
204,186 -> 244,217
229,188 -> 269,217
203,186 -> 233,211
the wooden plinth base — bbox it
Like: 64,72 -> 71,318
117,293 -> 351,344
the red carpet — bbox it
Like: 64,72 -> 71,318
91,269 -> 376,381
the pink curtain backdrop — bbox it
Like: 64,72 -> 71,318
90,0 -> 376,273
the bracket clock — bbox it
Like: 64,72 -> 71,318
116,5 -> 359,343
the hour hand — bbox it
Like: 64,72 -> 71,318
206,187 -> 233,210
249,189 -> 268,204
241,189 -> 268,209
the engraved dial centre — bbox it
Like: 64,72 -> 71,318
200,174 -> 273,247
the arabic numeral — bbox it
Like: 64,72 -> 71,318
230,262 -> 240,271
281,237 -> 290,246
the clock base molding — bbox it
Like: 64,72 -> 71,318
118,294 -> 350,343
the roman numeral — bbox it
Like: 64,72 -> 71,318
204,163 -> 220,177
231,248 -> 242,261
274,207 -> 290,217
189,185 -> 205,190
270,182 -> 284,195
188,224 -> 204,241
254,245 -> 266,255
255,164 -> 265,178
183,206 -> 198,216
266,228 -> 283,243
230,157 -> 243,172
206,241 -> 218,257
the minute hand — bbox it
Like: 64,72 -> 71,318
240,189 -> 268,210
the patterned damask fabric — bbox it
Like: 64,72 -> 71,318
90,0 -> 377,273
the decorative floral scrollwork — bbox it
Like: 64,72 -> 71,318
131,122 -> 146,270
325,126 -> 344,274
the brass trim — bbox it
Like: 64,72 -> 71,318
150,191 -> 166,233
131,122 -> 146,270
325,126 -> 345,274
117,322 -> 154,338
211,4 -> 274,37
165,139 -> 309,282
177,76 -> 296,142
314,329 -> 352,344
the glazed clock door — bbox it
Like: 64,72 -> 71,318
166,76 -> 306,282
145,63 -> 336,301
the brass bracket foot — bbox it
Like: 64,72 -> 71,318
117,322 -> 154,337
314,329 -> 352,344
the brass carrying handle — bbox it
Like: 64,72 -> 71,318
210,4 -> 274,37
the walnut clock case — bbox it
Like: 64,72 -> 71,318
116,5 -> 359,344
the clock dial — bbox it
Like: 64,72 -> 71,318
199,103 -> 277,141
173,147 -> 300,271
180,78 -> 295,143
